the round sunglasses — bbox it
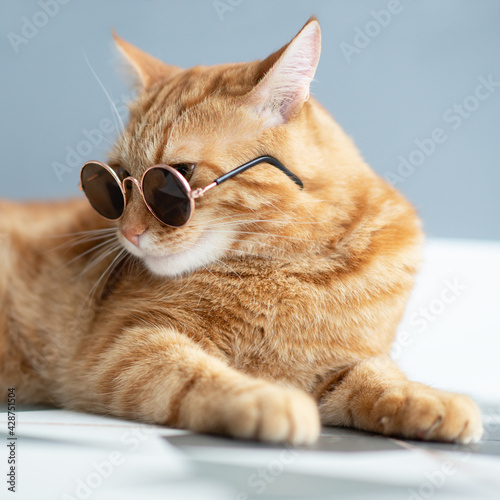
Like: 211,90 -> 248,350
79,156 -> 303,228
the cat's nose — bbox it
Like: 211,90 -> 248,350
121,226 -> 146,247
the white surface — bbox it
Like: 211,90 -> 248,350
0,410 -> 231,500
10,409 -> 188,448
185,444 -> 500,489
395,238 -> 500,402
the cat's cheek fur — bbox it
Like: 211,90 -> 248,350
119,229 -> 233,277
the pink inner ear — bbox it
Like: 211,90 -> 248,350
249,20 -> 321,126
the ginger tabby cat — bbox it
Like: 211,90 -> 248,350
0,18 -> 483,445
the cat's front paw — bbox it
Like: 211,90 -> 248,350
374,384 -> 483,444
224,383 -> 320,445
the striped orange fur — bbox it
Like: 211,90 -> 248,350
0,19 -> 482,444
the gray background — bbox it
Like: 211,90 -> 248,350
1,0 -> 499,240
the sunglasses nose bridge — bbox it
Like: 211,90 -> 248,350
121,176 -> 144,202
122,176 -> 142,192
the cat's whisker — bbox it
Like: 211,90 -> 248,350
208,243 -> 296,260
211,257 -> 242,279
196,280 -> 218,308
250,195 -> 288,219
189,209 -> 289,228
43,228 -> 118,247
82,243 -> 122,273
100,136 -> 115,147
85,248 -> 128,308
188,195 -> 332,230
78,241 -> 124,278
45,228 -> 118,239
55,241 -> 123,288
215,230 -> 326,256
56,240 -> 123,289
46,232 -> 118,254
198,264 -> 218,280
202,246 -> 267,261
44,228 -> 116,241
192,216 -> 333,229
213,229 -> 313,243
61,237 -> 119,269
82,50 -> 125,135
189,212 -> 257,226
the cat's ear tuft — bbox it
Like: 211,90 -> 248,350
112,30 -> 182,88
245,18 -> 321,127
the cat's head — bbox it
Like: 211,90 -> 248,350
106,18 -> 337,278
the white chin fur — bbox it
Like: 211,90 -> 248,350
120,229 -> 231,278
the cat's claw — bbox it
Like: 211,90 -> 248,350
374,385 -> 483,444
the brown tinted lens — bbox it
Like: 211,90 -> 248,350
143,168 -> 192,227
81,163 -> 124,220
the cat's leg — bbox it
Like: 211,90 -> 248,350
314,356 -> 483,444
74,326 -> 320,444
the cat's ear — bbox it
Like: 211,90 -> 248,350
245,18 -> 321,127
112,31 -> 182,88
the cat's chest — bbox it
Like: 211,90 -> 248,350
103,260 -> 341,378
117,259 -> 322,329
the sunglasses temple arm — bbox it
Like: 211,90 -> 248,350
212,156 -> 303,189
